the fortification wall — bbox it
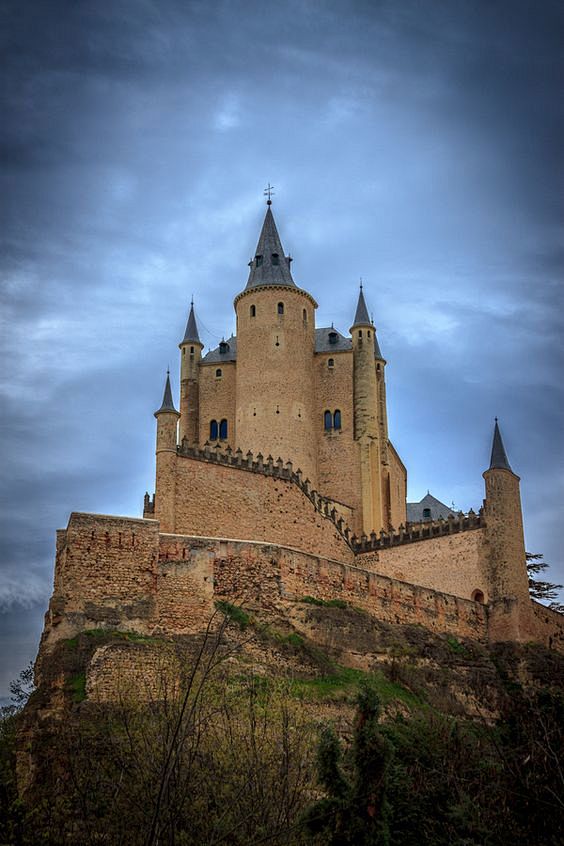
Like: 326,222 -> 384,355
166,451 -> 354,563
357,526 -> 489,602
387,441 -> 407,530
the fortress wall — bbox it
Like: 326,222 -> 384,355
198,360 -> 237,448
156,535 -> 216,633
171,454 -> 354,563
211,539 -> 488,641
387,442 -> 407,530
314,350 -> 362,530
526,601 -> 564,648
357,529 -> 489,602
87,641 -> 180,703
42,513 -> 161,649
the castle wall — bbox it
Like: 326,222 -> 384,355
388,441 -> 407,530
169,453 -> 354,563
234,287 -> 318,485
357,528 -> 490,602
198,360 -> 236,448
314,349 -> 362,529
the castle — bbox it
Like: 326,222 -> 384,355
37,201 -> 563,686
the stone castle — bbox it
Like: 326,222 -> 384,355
37,201 -> 563,675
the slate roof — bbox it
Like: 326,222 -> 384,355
315,327 -> 352,353
181,302 -> 201,344
406,493 -> 456,522
245,206 -> 296,289
202,336 -> 237,364
352,287 -> 371,326
489,419 -> 512,471
155,371 -> 178,414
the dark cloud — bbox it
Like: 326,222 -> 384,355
1,0 -> 562,695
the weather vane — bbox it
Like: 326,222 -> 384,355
264,183 -> 275,205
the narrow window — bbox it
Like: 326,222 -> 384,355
422,508 -> 432,521
278,302 -> 284,315
215,368 -> 222,378
219,419 -> 228,440
272,253 -> 280,265
333,409 -> 342,430
328,331 -> 338,345
367,330 -> 371,338
324,410 -> 332,431
472,589 -> 485,604
190,346 -> 194,354
250,304 -> 256,317
210,420 -> 218,440
256,255 -> 263,267
358,330 -> 363,338
328,358 -> 334,368
303,308 -> 307,323
182,348 -> 185,356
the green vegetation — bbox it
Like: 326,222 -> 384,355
300,595 -> 349,610
214,600 -> 250,629
67,672 -> 86,703
289,665 -> 420,708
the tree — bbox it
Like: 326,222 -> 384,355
527,553 -> 564,613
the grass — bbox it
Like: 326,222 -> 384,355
215,601 -> 250,630
67,672 -> 86,704
288,665 -> 421,708
300,596 -> 349,610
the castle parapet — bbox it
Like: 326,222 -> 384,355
353,508 -> 484,554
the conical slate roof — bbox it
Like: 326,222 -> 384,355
154,371 -> 178,415
181,301 -> 201,344
352,286 -> 372,326
245,206 -> 296,289
489,419 -> 512,471
374,332 -> 384,360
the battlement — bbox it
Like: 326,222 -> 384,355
353,509 -> 484,553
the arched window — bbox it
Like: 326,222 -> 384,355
250,304 -> 256,317
328,358 -> 334,368
210,420 -> 218,440
219,419 -> 228,440
367,330 -> 371,338
324,410 -> 332,431
472,589 -> 485,604
272,253 -> 280,265
190,346 -> 194,354
358,330 -> 363,338
278,302 -> 284,315
333,410 -> 342,430
215,368 -> 222,378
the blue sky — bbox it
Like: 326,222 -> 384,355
1,0 -> 562,698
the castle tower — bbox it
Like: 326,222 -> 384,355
351,286 -> 390,534
483,419 -> 532,640
234,203 -> 319,484
178,300 -> 203,445
153,371 -> 179,533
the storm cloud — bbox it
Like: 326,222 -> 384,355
1,0 -> 562,697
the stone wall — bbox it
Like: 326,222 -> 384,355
199,360 -> 237,449
358,528 -> 490,603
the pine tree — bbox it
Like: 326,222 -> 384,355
527,553 -> 563,613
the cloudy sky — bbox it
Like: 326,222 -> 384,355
1,0 -> 562,699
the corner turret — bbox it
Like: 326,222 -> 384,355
179,300 -> 203,445
153,371 -> 179,532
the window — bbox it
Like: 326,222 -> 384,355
303,308 -> 307,323
333,410 -> 342,430
324,410 -> 332,431
210,420 -> 218,440
472,589 -> 485,604
367,330 -> 371,338
190,346 -> 194,354
358,330 -> 363,338
277,302 -> 284,315
422,508 -> 432,521
215,368 -> 222,378
256,255 -> 263,267
328,331 -> 338,345
328,358 -> 334,368
219,419 -> 228,439
250,304 -> 256,317
272,253 -> 280,265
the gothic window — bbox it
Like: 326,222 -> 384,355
272,253 -> 280,265
215,368 -> 222,378
250,304 -> 256,317
328,358 -> 334,368
210,420 -> 218,440
333,410 -> 342,430
324,410 -> 332,431
219,419 -> 228,440
256,255 -> 263,267
422,508 -> 432,521
278,302 -> 284,315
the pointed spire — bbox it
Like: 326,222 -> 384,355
352,282 -> 372,327
181,299 -> 201,345
245,206 -> 296,289
154,370 -> 179,416
374,332 -> 384,360
489,418 -> 512,472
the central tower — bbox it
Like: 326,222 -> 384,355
234,203 -> 319,485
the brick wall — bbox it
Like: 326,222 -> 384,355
358,529 -> 490,602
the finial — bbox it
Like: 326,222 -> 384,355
359,277 -> 363,290
495,416 -> 498,423
191,295 -> 194,307
264,183 -> 275,205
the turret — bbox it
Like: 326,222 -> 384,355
153,371 -> 180,532
234,202 -> 318,484
351,284 -> 389,534
178,300 -> 203,445
483,419 -> 532,641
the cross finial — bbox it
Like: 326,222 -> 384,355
359,277 -> 363,290
264,183 -> 275,205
